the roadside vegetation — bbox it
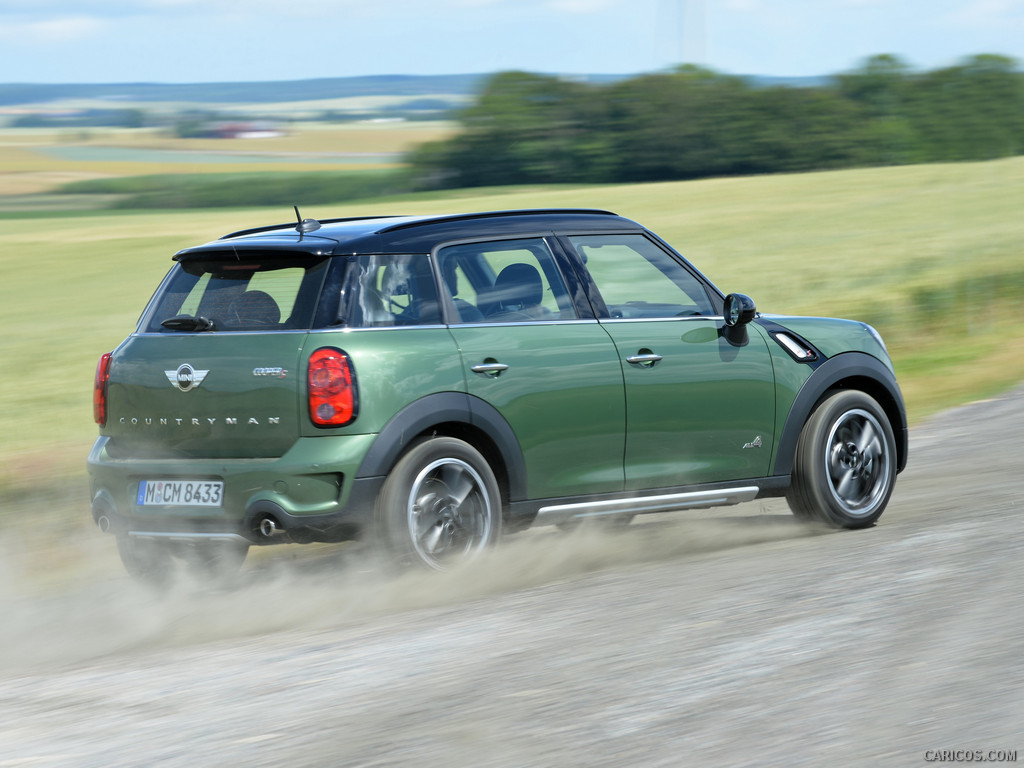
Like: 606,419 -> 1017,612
412,55 -> 1024,187
57,170 -> 413,209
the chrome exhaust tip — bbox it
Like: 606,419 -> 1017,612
97,515 -> 112,534
258,517 -> 284,538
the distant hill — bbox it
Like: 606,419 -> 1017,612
0,72 -> 827,107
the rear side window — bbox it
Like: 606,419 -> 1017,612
141,254 -> 329,333
340,254 -> 441,328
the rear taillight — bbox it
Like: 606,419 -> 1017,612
94,352 -> 112,426
308,348 -> 357,427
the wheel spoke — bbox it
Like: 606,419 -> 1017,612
834,466 -> 858,501
441,463 -> 477,509
856,419 -> 881,458
829,444 -> 844,475
419,521 -> 445,555
412,490 -> 439,532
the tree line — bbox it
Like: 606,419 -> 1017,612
408,55 -> 1024,188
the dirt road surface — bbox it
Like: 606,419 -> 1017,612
2,388 -> 1022,767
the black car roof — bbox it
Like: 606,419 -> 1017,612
174,209 -> 643,260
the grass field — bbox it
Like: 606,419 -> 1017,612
2,154 -> 1023,521
0,123 -> 455,196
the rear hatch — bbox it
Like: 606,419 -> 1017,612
102,248 -> 333,460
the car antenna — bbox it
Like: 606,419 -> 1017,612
294,205 -> 322,234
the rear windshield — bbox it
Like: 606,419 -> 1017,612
141,254 -> 329,333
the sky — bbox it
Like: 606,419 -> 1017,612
0,0 -> 1022,84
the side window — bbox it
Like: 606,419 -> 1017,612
568,234 -> 715,319
345,254 -> 441,328
437,238 -> 578,323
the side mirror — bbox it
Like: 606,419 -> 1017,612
722,293 -> 757,346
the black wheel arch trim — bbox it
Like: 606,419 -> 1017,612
773,352 -> 908,477
354,391 -> 527,500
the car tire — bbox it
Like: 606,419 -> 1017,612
182,541 -> 249,581
116,535 -> 174,586
787,390 -> 897,528
374,437 -> 502,570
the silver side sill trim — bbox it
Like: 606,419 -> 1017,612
128,531 -> 250,545
533,486 -> 760,526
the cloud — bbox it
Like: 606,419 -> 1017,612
0,15 -> 104,42
0,0 -> 345,17
946,0 -> 1024,26
548,0 -> 617,12
0,0 -> 623,22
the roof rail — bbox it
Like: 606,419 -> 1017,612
218,215 -> 405,241
217,209 -> 621,241
377,208 -> 619,233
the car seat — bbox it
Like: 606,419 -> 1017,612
480,263 -> 546,320
227,290 -> 280,328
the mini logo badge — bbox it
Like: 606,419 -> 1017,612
165,363 -> 209,392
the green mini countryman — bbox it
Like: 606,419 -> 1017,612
88,209 -> 907,578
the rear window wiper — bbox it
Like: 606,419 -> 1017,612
161,315 -> 216,332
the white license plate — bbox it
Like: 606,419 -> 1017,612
137,479 -> 224,507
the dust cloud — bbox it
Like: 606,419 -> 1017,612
0,503 -> 823,673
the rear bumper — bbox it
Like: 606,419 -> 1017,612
87,435 -> 382,544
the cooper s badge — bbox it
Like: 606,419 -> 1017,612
252,367 -> 288,378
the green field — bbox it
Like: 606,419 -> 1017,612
0,123 -> 455,197
2,156 -> 1023,535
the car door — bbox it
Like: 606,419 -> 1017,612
437,237 -> 625,499
562,233 -> 776,491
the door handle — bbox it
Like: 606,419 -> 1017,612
471,362 -> 510,376
625,353 -> 663,366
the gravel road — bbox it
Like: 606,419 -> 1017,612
2,388 -> 1022,767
